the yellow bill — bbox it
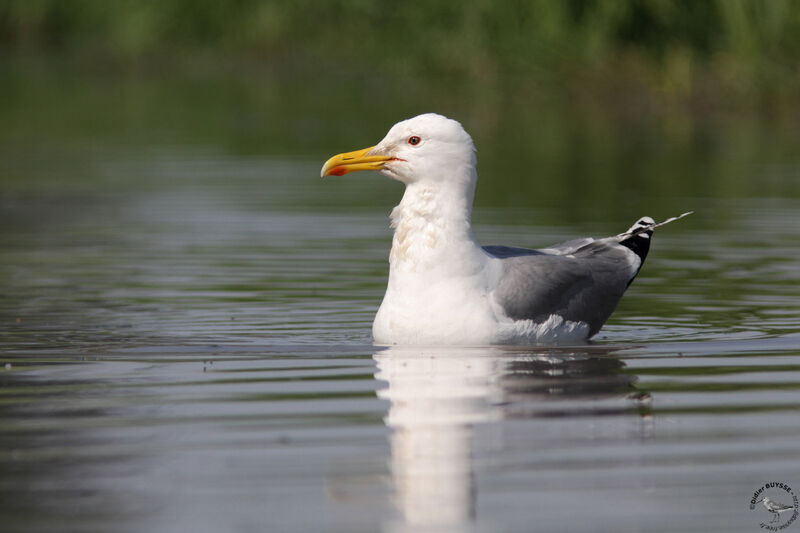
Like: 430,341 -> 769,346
320,146 -> 394,177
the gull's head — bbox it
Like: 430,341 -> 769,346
320,113 -> 476,186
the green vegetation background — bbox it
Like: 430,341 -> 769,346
1,1 -> 799,214
4,0 -> 800,108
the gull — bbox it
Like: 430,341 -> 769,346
757,497 -> 795,523
321,113 -> 690,346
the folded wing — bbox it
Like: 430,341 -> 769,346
485,215 -> 665,337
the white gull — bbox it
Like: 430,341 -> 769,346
321,113 -> 690,346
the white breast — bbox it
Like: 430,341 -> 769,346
372,267 -> 498,345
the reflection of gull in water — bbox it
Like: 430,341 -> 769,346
757,497 -> 794,523
374,345 -> 648,532
375,347 -> 492,532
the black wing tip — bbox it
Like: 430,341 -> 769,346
619,216 -> 654,265
620,231 -> 651,262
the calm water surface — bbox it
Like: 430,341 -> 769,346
2,140 -> 800,533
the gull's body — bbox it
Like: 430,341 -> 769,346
321,113 -> 688,346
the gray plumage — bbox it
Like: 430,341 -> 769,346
484,214 -> 691,337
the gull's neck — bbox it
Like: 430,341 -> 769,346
389,171 -> 483,272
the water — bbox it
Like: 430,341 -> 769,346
2,73 -> 800,532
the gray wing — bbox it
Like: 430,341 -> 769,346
484,238 -> 643,337
537,237 -> 597,255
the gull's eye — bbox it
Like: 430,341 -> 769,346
407,136 -> 421,146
